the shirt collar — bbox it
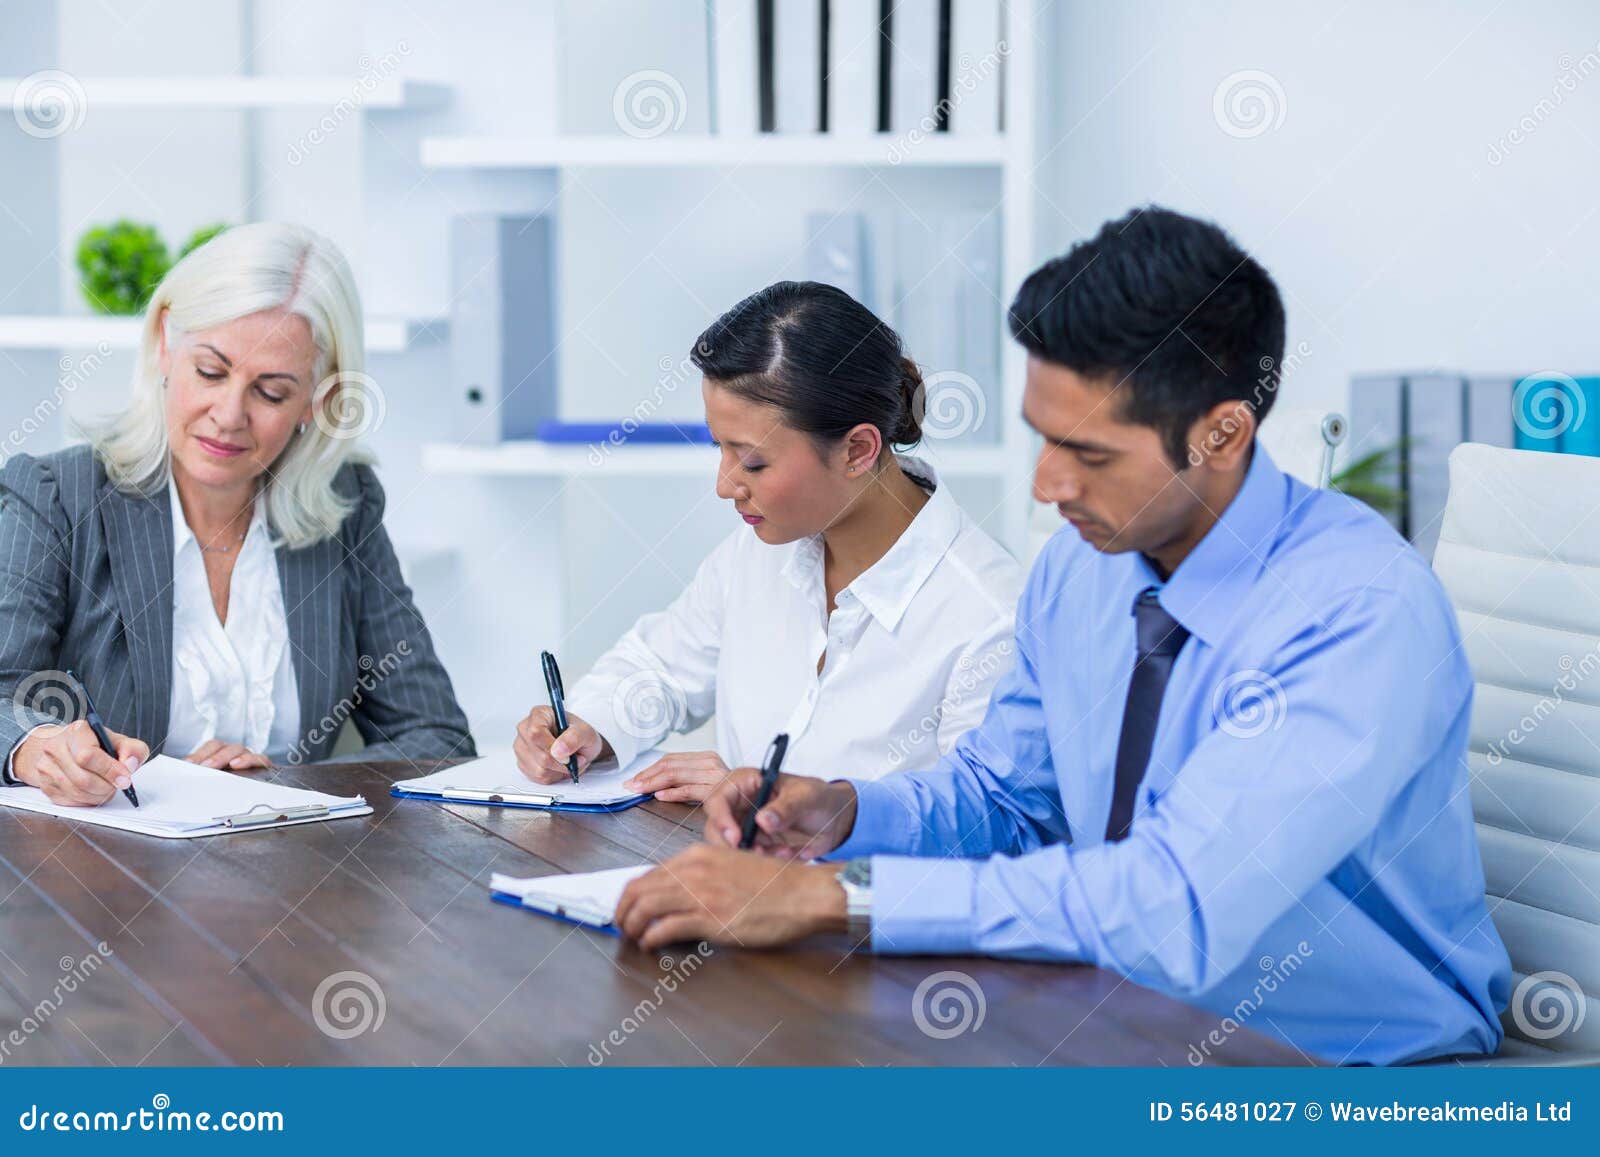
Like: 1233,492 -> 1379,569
168,475 -> 269,557
780,454 -> 963,632
1142,445 -> 1291,648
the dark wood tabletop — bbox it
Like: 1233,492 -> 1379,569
0,759 -> 1311,1067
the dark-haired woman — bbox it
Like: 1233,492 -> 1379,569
512,282 -> 1023,802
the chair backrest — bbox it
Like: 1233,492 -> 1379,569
1023,408 -> 1347,564
1432,442 -> 1600,1057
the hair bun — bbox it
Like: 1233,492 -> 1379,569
894,356 -> 925,445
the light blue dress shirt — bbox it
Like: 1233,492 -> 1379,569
833,447 -> 1510,1064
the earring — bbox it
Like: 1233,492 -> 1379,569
296,422 -> 307,435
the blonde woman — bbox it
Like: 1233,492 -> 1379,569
0,222 -> 474,806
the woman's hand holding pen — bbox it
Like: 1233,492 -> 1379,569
701,770 -> 859,859
11,721 -> 147,807
513,706 -> 611,784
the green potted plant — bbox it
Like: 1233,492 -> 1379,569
178,221 -> 230,259
75,220 -> 170,315
1331,441 -> 1407,516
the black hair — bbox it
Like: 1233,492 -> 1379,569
1007,205 -> 1286,467
690,281 -> 924,456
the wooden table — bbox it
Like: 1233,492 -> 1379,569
0,760 -> 1309,1067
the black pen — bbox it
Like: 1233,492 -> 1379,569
541,650 -> 580,784
65,669 -> 138,808
739,732 -> 790,850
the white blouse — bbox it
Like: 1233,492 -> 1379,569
165,481 -> 301,762
566,457 -> 1025,782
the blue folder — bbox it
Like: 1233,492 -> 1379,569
389,785 -> 648,814
489,890 -> 621,935
536,420 -> 714,444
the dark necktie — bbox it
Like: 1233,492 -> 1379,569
1105,586 -> 1191,843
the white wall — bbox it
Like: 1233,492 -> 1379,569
11,0 -> 1591,750
1038,0 -> 1600,422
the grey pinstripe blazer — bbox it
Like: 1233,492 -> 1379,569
0,444 -> 475,768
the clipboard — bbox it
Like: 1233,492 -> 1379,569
0,755 -> 373,839
488,864 -> 651,934
391,748 -> 661,813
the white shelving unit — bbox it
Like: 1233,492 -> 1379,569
422,133 -> 1008,170
422,440 -> 1010,479
6,71 -> 451,356
0,75 -> 447,109
0,314 -> 446,353
416,0 -> 1039,554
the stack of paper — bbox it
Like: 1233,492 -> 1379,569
0,755 -> 371,839
490,865 -> 653,930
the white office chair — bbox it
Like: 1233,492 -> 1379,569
1432,443 -> 1600,1062
1023,408 -> 1347,564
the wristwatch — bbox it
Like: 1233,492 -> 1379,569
837,857 -> 873,937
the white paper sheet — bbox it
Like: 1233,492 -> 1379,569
393,748 -> 661,807
0,754 -> 370,838
489,864 -> 653,927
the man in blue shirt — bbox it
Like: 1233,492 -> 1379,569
615,206 -> 1511,1065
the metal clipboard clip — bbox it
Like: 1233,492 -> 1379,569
437,786 -> 559,807
213,802 -> 331,829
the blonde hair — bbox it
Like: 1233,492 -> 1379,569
85,221 -> 375,548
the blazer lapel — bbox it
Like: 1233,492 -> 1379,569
98,480 -> 174,749
277,538 -> 342,758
